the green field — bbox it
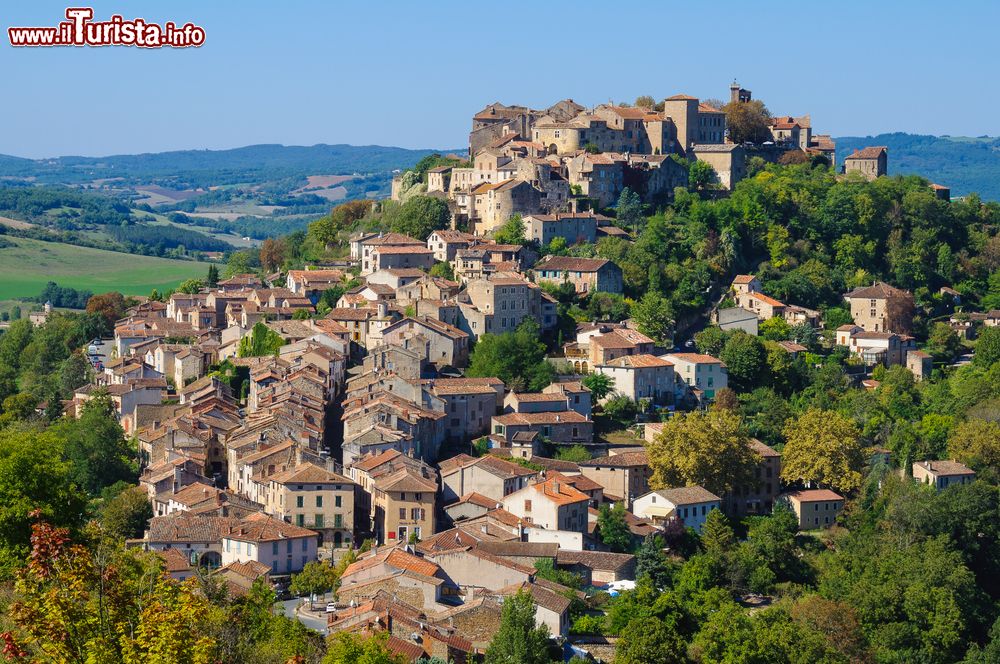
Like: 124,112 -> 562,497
0,236 -> 209,300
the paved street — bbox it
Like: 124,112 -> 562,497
279,598 -> 329,635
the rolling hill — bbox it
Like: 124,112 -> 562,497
835,133 -> 1000,200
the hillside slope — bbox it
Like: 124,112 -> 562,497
836,133 -> 1000,200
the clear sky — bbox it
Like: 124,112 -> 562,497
0,0 -> 996,158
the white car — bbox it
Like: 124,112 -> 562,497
325,602 -> 337,613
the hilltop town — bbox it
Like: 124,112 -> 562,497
4,79 -> 1000,664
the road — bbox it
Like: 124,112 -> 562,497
279,598 -> 329,635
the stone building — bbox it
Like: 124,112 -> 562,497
844,281 -> 914,333
843,146 -> 887,180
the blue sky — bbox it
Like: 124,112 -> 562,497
0,0 -> 995,158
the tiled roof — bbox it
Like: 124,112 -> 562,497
267,462 -> 352,485
493,410 -> 589,426
663,352 -> 725,365
534,256 -> 612,273
580,451 -> 648,467
476,541 -> 558,558
226,512 -> 317,542
374,467 -> 437,493
530,477 -> 590,506
784,489 -> 844,502
556,549 -> 636,572
845,281 -> 909,300
374,245 -> 433,255
651,486 -> 721,505
147,515 -> 242,543
473,455 -> 538,479
604,353 -> 672,369
156,548 -> 192,573
846,146 -> 887,160
916,460 -> 975,477
454,492 -> 501,509
748,291 -> 786,307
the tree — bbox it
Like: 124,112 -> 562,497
289,560 -> 340,608
206,263 -> 219,287
225,249 -> 259,277
975,326 -> 1000,367
429,261 -> 454,280
722,98 -> 772,144
85,291 -> 127,330
466,320 -> 554,392
635,534 -> 672,588
927,322 -> 961,362
258,237 -> 286,272
238,322 -> 286,357
555,445 -> 592,463
58,351 -> 91,397
616,188 -> 644,233
5,520 -> 218,663
719,331 -> 767,391
759,316 -> 791,341
631,291 -> 673,344
52,393 -> 137,496
597,503 -> 631,553
484,590 -> 550,664
948,418 -> 1000,471
634,95 -> 656,109
98,484 -> 153,540
700,508 -> 736,556
390,195 -> 450,241
781,408 -> 865,492
324,631 -> 404,664
0,427 -> 87,574
176,278 -> 205,295
647,409 -> 759,496
689,161 -> 717,191
582,373 -> 614,401
614,616 -> 685,664
694,326 -> 730,357
493,214 -> 526,246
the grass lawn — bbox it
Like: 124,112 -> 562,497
0,236 -> 208,300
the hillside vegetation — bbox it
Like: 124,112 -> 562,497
836,133 -> 1000,199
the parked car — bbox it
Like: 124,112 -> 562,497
326,602 -> 337,613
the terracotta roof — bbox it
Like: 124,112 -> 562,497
784,489 -> 844,502
604,353 -> 672,369
156,548 -> 192,573
374,245 -> 433,255
267,462 -> 353,485
146,515 -> 241,543
472,455 -> 538,479
663,352 -> 725,366
747,291 -> 786,307
500,581 -> 571,614
665,94 -> 697,101
476,541 -> 558,558
493,411 -> 589,426
218,559 -> 270,581
580,451 -> 648,467
556,549 -> 636,573
529,477 -> 590,506
454,492 -> 501,509
438,453 -> 476,475
845,281 -> 910,300
509,392 -> 566,403
350,448 -> 404,473
534,255 -> 612,273
777,340 -> 808,353
649,486 -> 721,505
750,439 -> 780,458
916,460 -> 975,477
373,467 -> 437,493
846,146 -> 887,160
226,512 -> 317,542
386,635 -> 426,661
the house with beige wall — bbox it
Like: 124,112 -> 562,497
262,463 -> 356,548
439,453 -> 537,504
844,281 -> 914,333
781,489 -> 844,530
502,477 -> 589,533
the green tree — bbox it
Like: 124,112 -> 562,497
689,161 -> 717,191
647,409 -> 759,496
290,560 -> 340,607
759,316 -> 791,341
616,187 -> 644,233
927,321 -> 961,362
582,372 -> 614,400
52,393 -> 137,496
484,590 -> 550,664
597,503 -> 632,553
58,351 -> 92,398
635,534 -> 672,588
466,320 -> 554,392
719,331 -> 768,391
631,291 -> 673,343
177,278 -> 205,295
781,409 -> 865,492
700,508 -> 736,556
98,484 -> 153,540
948,418 -> 1000,471
614,616 -> 685,664
555,445 -> 592,463
975,326 -> 1000,367
390,195 -> 450,241
602,395 -> 638,426
0,427 -> 87,574
206,263 -> 219,287
429,261 -> 454,280
694,326 -> 730,357
238,322 -> 286,357
323,631 -> 404,664
493,214 -> 527,246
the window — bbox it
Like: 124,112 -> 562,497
334,514 -> 342,528
411,507 -> 421,520
399,508 -> 406,520
524,500 -> 532,512
302,538 -> 308,552
272,542 -> 278,555
287,540 -> 292,553
316,495 -> 323,507
415,493 -> 421,501
296,514 -> 304,526
335,495 -> 342,508
296,496 -> 303,508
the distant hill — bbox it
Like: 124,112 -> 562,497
0,143 -> 460,189
835,133 -> 1000,200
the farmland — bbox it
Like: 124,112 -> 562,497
0,236 -> 208,300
